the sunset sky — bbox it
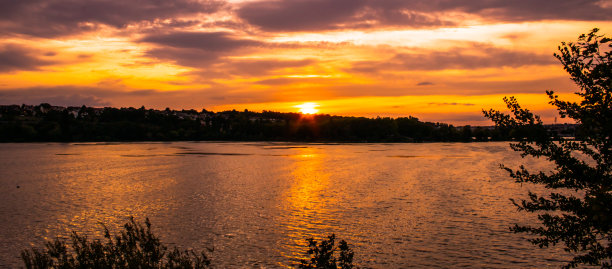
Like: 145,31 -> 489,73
1,0 -> 611,125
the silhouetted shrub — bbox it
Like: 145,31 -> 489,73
299,234 -> 356,269
21,217 -> 211,269
22,218 -> 361,268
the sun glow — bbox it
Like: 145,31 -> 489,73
296,102 -> 319,114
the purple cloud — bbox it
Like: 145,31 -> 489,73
140,31 -> 261,51
417,81 -> 434,86
348,43 -> 556,73
237,0 -> 448,31
237,0 -> 612,32
0,0 -> 224,37
0,44 -> 56,72
139,31 -> 264,67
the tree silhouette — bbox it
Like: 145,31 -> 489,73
484,28 -> 611,268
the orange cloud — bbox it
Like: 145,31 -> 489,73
1,0 -> 610,125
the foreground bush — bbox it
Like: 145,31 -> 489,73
21,217 -> 211,269
22,218 -> 357,269
299,234 -> 355,269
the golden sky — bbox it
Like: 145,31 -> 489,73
1,0 -> 611,125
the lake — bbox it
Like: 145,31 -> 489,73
0,142 -> 569,268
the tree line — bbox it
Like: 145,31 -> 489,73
0,103 -> 575,142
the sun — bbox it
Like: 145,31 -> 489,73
295,102 -> 319,114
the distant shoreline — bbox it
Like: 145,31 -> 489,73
1,103 -> 577,143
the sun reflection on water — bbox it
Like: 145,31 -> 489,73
280,147 -> 338,265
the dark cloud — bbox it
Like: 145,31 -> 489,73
501,32 -> 531,41
151,19 -> 203,29
145,47 -> 220,66
227,59 -> 316,77
237,0 -> 612,31
0,0 -> 223,37
0,44 -> 56,72
180,58 -> 317,84
1,0 -> 609,38
254,76 -> 333,86
428,102 -> 475,106
237,0 -> 362,31
348,43 -> 555,73
140,31 -> 261,51
321,76 -> 576,98
140,31 -> 264,66
0,84 -> 231,109
392,47 -> 555,70
140,32 -> 319,79
0,83 -> 178,106
447,77 -> 577,95
417,81 -> 434,86
0,86 -> 113,107
0,84 -> 278,109
237,0 -> 448,31
451,0 -> 612,22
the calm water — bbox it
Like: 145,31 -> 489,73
0,142 -> 569,268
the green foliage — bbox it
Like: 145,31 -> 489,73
21,217 -> 211,269
299,234 -> 355,269
483,28 -> 612,268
